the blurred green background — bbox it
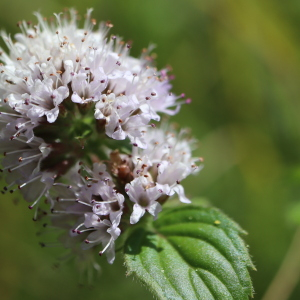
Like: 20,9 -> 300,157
1,0 -> 300,299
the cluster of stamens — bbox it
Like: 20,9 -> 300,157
0,9 -> 200,263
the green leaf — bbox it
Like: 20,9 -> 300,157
124,205 -> 255,300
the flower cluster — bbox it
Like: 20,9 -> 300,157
0,9 -> 201,263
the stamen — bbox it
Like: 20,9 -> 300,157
28,186 -> 47,209
56,198 -> 79,202
79,228 -> 95,234
77,200 -> 93,207
3,148 -> 36,156
0,111 -> 22,118
91,199 -> 118,204
53,183 -> 73,188
85,235 -> 102,244
8,158 -> 38,172
2,181 -> 16,193
99,237 -> 113,256
18,174 -> 42,189
18,153 -> 42,162
72,222 -> 85,234
51,209 -> 85,215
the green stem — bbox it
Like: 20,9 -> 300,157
262,226 -> 300,300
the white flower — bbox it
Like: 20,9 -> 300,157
130,126 -> 202,203
83,213 -> 121,264
95,93 -> 150,148
0,9 -> 201,265
125,177 -> 163,224
51,162 -> 124,263
0,9 -> 187,148
27,79 -> 69,123
92,184 -> 124,220
0,112 -> 53,214
156,160 -> 192,203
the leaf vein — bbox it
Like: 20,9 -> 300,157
159,226 -> 248,290
165,237 -> 236,299
188,268 -> 213,300
164,233 -> 241,271
196,268 -> 235,300
157,237 -> 186,299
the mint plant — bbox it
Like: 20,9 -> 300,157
0,9 -> 254,299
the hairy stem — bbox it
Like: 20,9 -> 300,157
262,226 -> 300,300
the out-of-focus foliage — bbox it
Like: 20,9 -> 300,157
287,202 -> 300,226
1,0 -> 300,299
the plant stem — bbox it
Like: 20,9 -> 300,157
262,226 -> 300,300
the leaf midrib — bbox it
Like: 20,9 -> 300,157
156,222 -> 248,292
